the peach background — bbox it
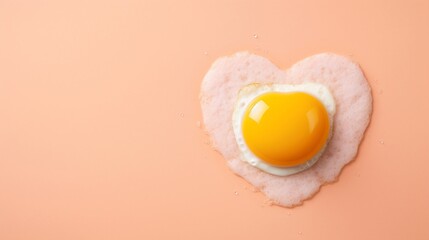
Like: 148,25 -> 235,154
0,0 -> 428,239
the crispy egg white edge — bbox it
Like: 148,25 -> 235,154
232,83 -> 336,176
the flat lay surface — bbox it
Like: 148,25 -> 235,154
0,0 -> 428,239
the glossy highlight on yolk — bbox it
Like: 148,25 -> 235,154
241,92 -> 330,167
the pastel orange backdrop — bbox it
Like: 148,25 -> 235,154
0,0 -> 428,239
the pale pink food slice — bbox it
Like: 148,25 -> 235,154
200,52 -> 372,207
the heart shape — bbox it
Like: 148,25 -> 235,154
200,52 -> 372,207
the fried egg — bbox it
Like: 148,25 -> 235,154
232,83 -> 335,176
200,52 -> 372,207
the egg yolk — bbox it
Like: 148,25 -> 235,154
241,92 -> 330,167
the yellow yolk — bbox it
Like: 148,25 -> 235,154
241,92 -> 330,167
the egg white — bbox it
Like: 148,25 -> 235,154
232,83 -> 336,176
